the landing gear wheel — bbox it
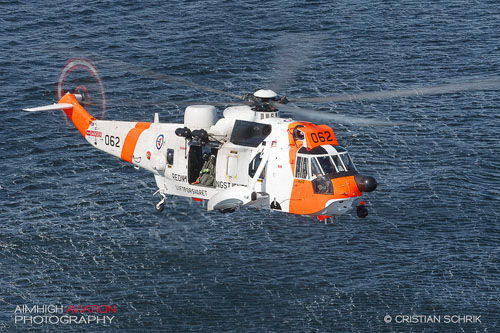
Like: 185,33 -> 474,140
155,202 -> 165,213
219,208 -> 236,214
357,205 -> 368,218
153,189 -> 167,213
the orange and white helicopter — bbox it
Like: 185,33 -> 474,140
25,58 -> 498,221
26,91 -> 378,221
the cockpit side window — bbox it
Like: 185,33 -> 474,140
311,157 -> 323,178
295,156 -> 309,179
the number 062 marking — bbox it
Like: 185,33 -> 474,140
104,135 -> 120,147
310,131 -> 332,143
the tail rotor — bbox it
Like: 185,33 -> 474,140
56,58 -> 107,124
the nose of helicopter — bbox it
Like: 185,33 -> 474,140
354,174 -> 377,192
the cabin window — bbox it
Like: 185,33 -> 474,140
248,152 -> 262,178
295,156 -> 309,179
166,148 -> 174,165
226,153 -> 238,179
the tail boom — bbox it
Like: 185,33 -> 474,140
58,93 -> 96,137
25,93 -> 154,169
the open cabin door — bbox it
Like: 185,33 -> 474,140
187,143 -> 218,187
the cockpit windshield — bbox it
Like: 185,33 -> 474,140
316,156 -> 335,175
331,155 -> 345,172
339,153 -> 356,171
295,146 -> 357,180
313,153 -> 356,175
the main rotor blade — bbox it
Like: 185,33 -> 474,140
272,102 -> 402,126
51,45 -> 245,100
100,59 -> 245,100
270,33 -> 322,93
119,99 -> 244,107
289,77 -> 500,103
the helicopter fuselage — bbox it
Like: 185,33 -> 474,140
29,93 -> 376,219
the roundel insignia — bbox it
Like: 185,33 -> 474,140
156,134 -> 164,150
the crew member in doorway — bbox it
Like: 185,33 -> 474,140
193,152 -> 216,187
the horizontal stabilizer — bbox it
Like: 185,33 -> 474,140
23,103 -> 74,112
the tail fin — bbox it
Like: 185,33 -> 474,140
23,93 -> 96,137
58,93 -> 96,136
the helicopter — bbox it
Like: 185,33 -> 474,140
24,58 -> 500,222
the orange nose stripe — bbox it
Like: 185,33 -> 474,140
289,175 -> 362,215
121,122 -> 151,163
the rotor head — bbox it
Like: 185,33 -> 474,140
253,89 -> 278,99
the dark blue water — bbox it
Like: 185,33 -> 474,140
1,1 -> 499,331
